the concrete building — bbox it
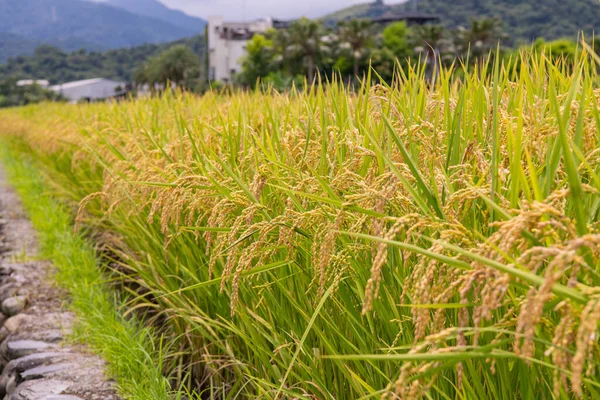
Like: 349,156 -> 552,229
50,78 -> 125,103
208,16 -> 273,83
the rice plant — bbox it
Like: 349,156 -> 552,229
2,48 -> 600,399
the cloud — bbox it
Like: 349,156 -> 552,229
160,0 -> 398,20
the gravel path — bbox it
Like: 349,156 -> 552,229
0,165 -> 120,400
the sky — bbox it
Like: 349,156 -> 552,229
157,0 -> 405,21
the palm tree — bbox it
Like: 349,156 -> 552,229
266,28 -> 293,75
288,18 -> 326,83
412,24 -> 448,82
459,17 -> 505,59
338,19 -> 374,79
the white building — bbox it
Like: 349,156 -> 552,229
16,80 -> 50,88
50,78 -> 125,103
208,16 -> 273,83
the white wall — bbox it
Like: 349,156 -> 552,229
208,16 -> 272,83
54,80 -> 123,102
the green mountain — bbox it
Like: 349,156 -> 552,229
0,32 -> 110,64
0,33 -> 41,64
0,35 -> 205,85
0,0 -> 200,61
324,0 -> 600,43
104,0 -> 206,33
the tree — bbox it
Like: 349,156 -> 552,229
369,21 -> 413,83
266,28 -> 295,76
288,18 -> 326,83
238,34 -> 276,86
135,45 -> 201,90
458,17 -> 505,60
1,35 -> 206,85
338,19 -> 374,79
411,24 -> 450,80
534,38 -> 578,61
382,22 -> 410,58
151,45 -> 201,87
412,24 -> 447,56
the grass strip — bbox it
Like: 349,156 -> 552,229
0,140 -> 175,400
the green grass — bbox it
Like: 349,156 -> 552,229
0,141 -> 175,400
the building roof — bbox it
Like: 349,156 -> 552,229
50,78 -> 122,91
370,12 -> 441,25
272,18 -> 294,29
16,79 -> 49,87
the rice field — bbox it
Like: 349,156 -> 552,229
2,49 -> 600,399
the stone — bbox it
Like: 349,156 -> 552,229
8,352 -> 70,374
29,330 -> 64,343
11,274 -> 27,284
0,265 -> 14,276
0,327 -> 9,342
2,296 -> 27,317
0,371 -> 15,397
5,374 -> 16,395
6,340 -> 55,359
0,285 -> 18,303
41,396 -> 85,400
21,363 -> 75,380
9,379 -> 71,400
4,314 -> 27,333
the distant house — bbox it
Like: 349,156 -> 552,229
208,16 -> 273,83
50,78 -> 126,103
16,80 -> 50,88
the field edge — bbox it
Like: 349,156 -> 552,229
0,139 -> 175,400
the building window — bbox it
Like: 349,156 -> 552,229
209,67 -> 216,80
231,69 -> 237,76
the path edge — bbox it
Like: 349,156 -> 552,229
0,141 -> 174,400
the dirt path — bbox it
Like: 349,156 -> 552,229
0,164 -> 120,400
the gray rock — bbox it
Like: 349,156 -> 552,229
6,340 -> 55,359
26,330 -> 63,344
4,315 -> 27,333
0,286 -> 18,303
5,374 -> 16,395
10,275 -> 27,285
0,265 -> 15,276
0,327 -> 9,343
2,297 -> 27,317
7,352 -> 69,374
9,379 -> 71,400
0,371 -> 15,397
21,363 -> 75,380
41,396 -> 85,400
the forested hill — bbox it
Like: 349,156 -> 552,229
0,36 -> 205,85
0,0 -> 201,62
324,0 -> 600,43
103,0 -> 206,33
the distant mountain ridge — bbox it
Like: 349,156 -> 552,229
0,33 -> 41,64
324,0 -> 600,43
104,0 -> 206,33
0,0 -> 205,63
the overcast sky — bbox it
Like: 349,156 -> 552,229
158,0 -> 405,20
